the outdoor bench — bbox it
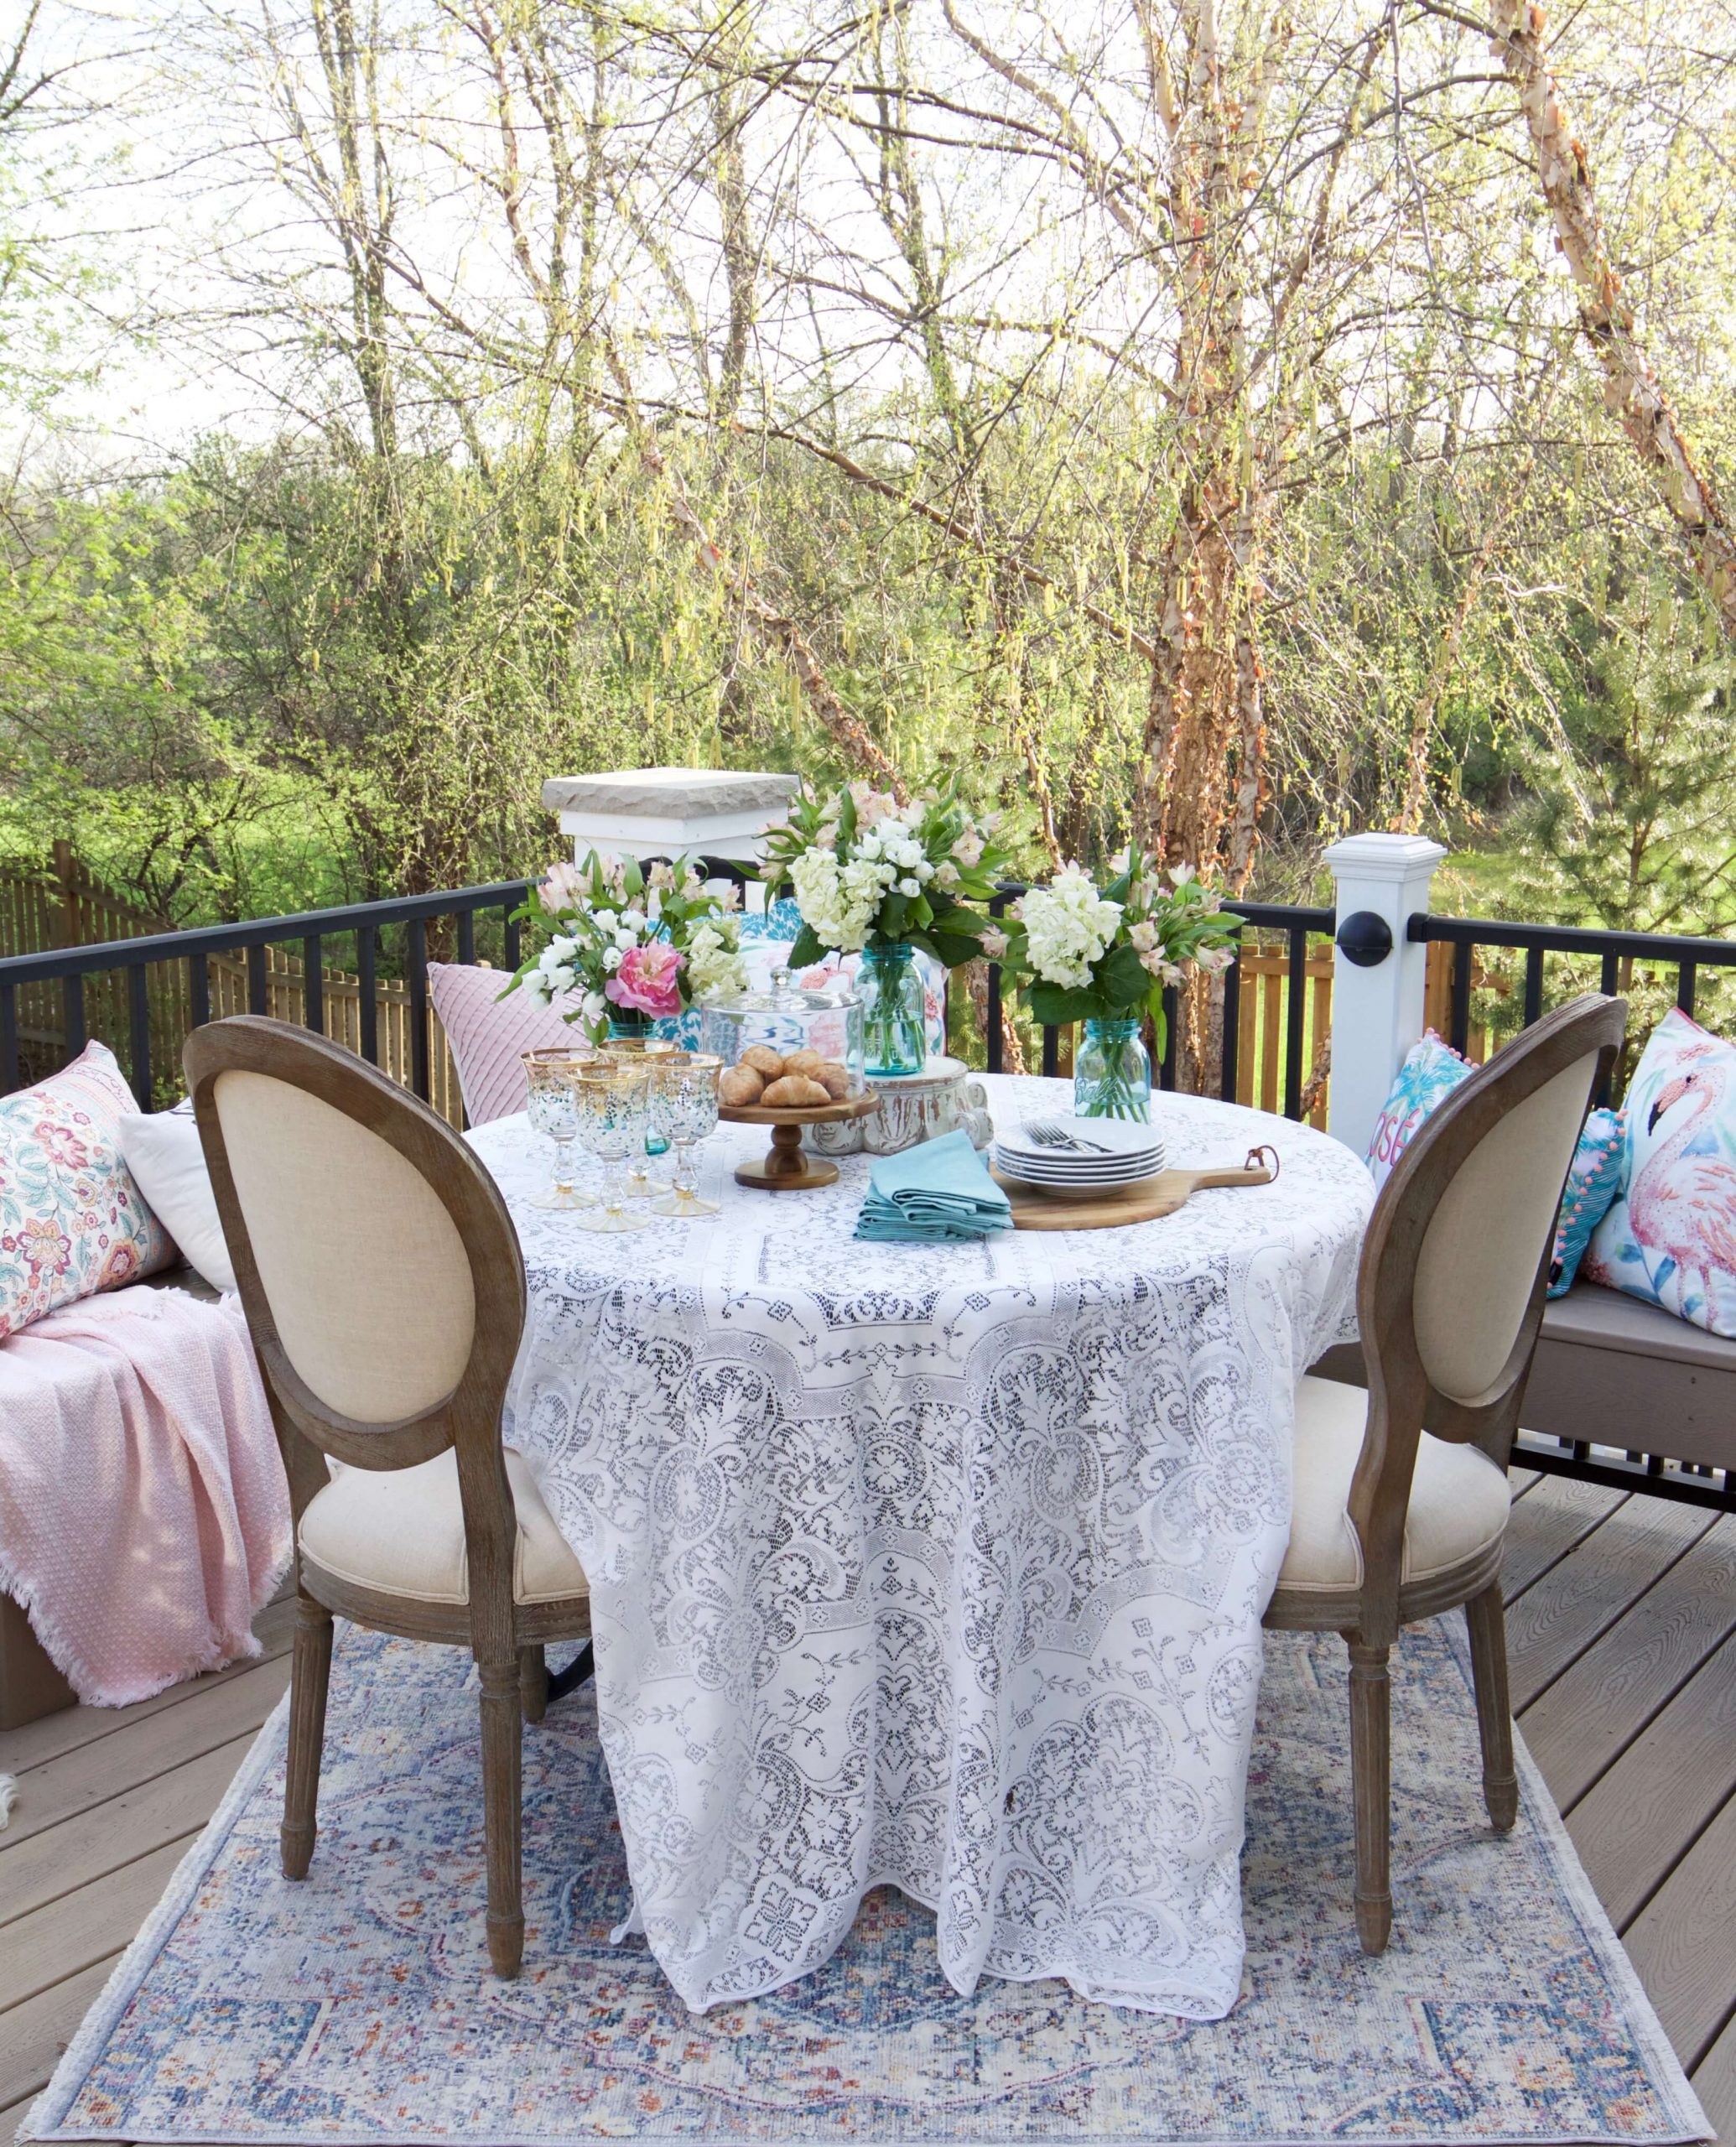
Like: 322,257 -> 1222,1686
1314,1281 -> 1736,1481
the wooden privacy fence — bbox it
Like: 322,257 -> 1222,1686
202,946 -> 467,1124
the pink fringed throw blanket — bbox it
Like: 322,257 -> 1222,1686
0,1287 -> 291,1706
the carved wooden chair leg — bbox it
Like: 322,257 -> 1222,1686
479,1657 -> 525,1978
283,1593 -> 333,1880
1463,1582 -> 1520,1832
519,1645 -> 548,1725
1346,1636 -> 1393,1954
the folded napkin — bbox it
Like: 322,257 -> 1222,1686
855,1130 -> 1014,1242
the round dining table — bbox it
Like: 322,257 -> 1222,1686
467,1074 -> 1372,2020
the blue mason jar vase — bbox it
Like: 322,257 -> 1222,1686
1073,1016 -> 1151,1121
859,942 -> 928,1078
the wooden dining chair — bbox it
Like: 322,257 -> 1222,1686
184,1014 -> 593,1978
1265,991 -> 1627,1953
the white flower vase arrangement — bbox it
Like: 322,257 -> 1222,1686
758,776 -> 1014,1076
997,853 -> 1240,1120
502,851 -> 750,1044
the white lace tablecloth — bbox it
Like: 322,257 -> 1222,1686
469,1075 -> 1371,2020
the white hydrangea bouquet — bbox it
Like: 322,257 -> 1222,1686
758,776 -> 1014,968
502,851 -> 749,1042
996,850 -> 1240,1057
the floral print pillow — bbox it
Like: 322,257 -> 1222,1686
0,1042 -> 174,1341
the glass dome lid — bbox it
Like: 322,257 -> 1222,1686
700,966 -> 865,1090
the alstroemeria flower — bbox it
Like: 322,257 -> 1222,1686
539,859 -> 587,914
606,940 -> 683,1017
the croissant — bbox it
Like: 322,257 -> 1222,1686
719,1066 -> 766,1106
782,1048 -> 825,1078
761,1074 -> 832,1107
741,1044 -> 787,1078
813,1062 -> 852,1099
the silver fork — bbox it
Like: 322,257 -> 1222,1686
1025,1120 -> 1113,1154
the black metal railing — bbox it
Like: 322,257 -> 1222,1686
1410,911 -> 1736,1105
0,881 -> 533,1107
7,871 -> 1736,1510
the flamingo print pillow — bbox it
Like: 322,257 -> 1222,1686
1584,1010 -> 1736,1338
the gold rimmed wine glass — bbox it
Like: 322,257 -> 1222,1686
602,1038 -> 683,1194
570,1062 -> 654,1234
522,1048 -> 598,1210
649,1055 -> 723,1219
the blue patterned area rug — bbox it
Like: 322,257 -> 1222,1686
24,1621 -> 1706,2147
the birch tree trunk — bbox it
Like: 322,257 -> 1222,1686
1488,0 -> 1736,639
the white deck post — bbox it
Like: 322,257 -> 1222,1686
1322,833 -> 1447,1157
540,768 -> 800,912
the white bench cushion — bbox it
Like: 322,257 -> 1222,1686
299,1448 -> 588,1606
1280,1375 -> 1511,1592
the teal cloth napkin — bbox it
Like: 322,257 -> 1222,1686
854,1130 -> 1014,1242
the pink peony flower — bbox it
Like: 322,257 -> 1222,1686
606,940 -> 684,1017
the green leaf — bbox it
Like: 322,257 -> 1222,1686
1098,941 -> 1153,1002
787,923 -> 826,967
926,927 -> 983,968
1025,980 -> 1097,1026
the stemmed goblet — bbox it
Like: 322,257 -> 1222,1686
649,1055 -> 723,1218
571,1062 -> 654,1234
522,1048 -> 597,1210
601,1037 -> 681,1195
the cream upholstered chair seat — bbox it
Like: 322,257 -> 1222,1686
1279,1374 -> 1511,1592
299,1450 -> 589,1607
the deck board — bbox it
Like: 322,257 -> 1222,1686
0,1598 -> 296,1778
1623,1792 -> 1736,2071
0,1957 -> 117,2117
0,1729 -> 270,1926
3,1484 -> 1734,2142
1519,1516 -> 1736,1809
1564,1631 -> 1736,1931
1499,1474 -> 1629,1597
1693,2015 -> 1736,2147
1,1653 -> 293,1852
1501,1495 -> 1714,1712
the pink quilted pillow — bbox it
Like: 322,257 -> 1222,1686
428,963 -> 587,1125
0,1041 -> 176,1341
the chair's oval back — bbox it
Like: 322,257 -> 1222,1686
208,1068 -> 476,1425
184,1016 -> 526,1474
1365,995 -> 1627,1414
1411,1054 -> 1603,1404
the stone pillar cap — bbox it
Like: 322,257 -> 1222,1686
541,768 -> 800,818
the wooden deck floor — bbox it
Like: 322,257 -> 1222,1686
3,1474 -> 1734,2142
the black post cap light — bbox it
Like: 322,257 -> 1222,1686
1335,910 -> 1394,968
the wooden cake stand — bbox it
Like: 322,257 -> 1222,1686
720,1092 -> 882,1191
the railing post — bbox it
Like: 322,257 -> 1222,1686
1322,833 -> 1446,1157
540,768 -> 799,914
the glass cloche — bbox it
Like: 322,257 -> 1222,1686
700,966 -> 865,1107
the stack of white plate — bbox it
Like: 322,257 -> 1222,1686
993,1116 -> 1166,1198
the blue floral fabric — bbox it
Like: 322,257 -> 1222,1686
1548,1106 -> 1625,1297
1364,1031 -> 1473,1190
